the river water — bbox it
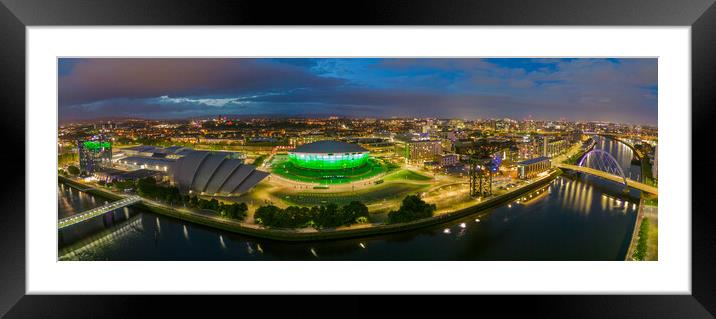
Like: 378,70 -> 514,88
58,138 -> 640,261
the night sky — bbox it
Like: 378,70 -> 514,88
58,58 -> 658,125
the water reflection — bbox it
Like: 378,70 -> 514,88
593,137 -> 642,182
59,168 -> 639,261
554,177 -> 594,215
219,235 -> 226,249
60,215 -> 143,260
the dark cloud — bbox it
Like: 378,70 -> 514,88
58,58 -> 658,125
59,58 -> 345,107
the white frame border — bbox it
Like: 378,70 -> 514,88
27,26 -> 689,294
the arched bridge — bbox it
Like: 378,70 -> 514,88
555,149 -> 657,195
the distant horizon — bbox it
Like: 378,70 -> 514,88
58,113 -> 658,127
59,58 -> 658,125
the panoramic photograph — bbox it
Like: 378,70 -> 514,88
56,58 -> 658,261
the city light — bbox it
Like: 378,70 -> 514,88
288,151 -> 369,170
56,57 -> 658,262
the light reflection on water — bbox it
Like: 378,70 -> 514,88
58,175 -> 638,261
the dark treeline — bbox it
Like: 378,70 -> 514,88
388,195 -> 437,224
137,177 -> 182,205
255,201 -> 369,229
185,194 -> 248,220
136,177 -> 247,220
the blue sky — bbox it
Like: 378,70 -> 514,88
58,58 -> 657,125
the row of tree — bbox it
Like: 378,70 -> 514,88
136,177 -> 183,205
387,195 -> 437,224
135,177 -> 248,220
254,201 -> 369,229
184,195 -> 248,220
66,165 -> 80,176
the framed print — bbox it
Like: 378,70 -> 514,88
1,0 -> 715,318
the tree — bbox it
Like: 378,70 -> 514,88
341,201 -> 369,225
220,202 -> 248,220
313,203 -> 340,228
198,198 -> 209,209
282,206 -> 312,227
164,186 -> 181,205
254,201 -> 370,229
189,195 -> 199,207
136,177 -> 157,197
67,165 -> 80,176
209,198 -> 220,211
112,179 -> 135,191
230,203 -> 249,220
388,195 -> 436,224
254,205 -> 282,226
253,155 -> 268,167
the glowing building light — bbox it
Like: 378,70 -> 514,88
288,152 -> 369,170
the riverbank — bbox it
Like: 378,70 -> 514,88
58,171 -> 558,242
599,134 -> 657,187
625,198 -> 644,260
625,198 -> 658,261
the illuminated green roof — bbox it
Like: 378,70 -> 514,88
83,141 -> 111,151
288,152 -> 369,170
291,140 -> 367,154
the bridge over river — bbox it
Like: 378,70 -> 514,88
58,195 -> 142,230
555,163 -> 658,195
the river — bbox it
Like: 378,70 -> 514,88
57,138 -> 640,261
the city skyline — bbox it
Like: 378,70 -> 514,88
58,58 -> 658,125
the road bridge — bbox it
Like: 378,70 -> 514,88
555,163 -> 657,195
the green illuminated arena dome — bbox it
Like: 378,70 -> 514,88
289,141 -> 369,170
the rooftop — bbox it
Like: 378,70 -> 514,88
517,156 -> 551,165
122,145 -> 159,153
117,156 -> 175,167
291,140 -> 368,154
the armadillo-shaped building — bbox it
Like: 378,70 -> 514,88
172,150 -> 269,196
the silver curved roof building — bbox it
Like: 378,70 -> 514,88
172,150 -> 269,196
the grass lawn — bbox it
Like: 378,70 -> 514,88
383,169 -> 432,181
271,158 -> 390,184
645,217 -> 658,260
275,182 -> 430,207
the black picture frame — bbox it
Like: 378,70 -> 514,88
1,0 -> 714,317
